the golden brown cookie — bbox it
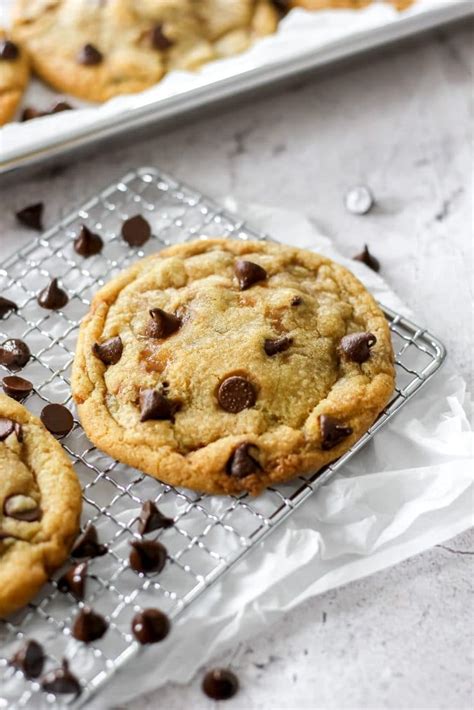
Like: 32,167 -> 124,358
0,395 -> 82,617
0,28 -> 29,125
72,238 -> 395,496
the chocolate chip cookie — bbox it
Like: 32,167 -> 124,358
12,0 -> 278,102
288,0 -> 413,10
72,238 -> 395,495
0,395 -> 82,617
0,29 -> 29,125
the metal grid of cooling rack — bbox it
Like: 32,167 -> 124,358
0,166 -> 446,708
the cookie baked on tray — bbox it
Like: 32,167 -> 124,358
0,395 -> 82,617
0,29 -> 29,125
72,238 -> 395,496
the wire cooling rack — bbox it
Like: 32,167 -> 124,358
0,166 -> 446,708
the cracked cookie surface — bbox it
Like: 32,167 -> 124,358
0,28 -> 29,125
0,395 -> 82,617
72,238 -> 395,495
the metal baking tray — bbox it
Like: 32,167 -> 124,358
0,166 -> 446,707
0,0 -> 472,178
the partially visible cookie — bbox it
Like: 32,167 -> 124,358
287,0 -> 413,9
0,28 -> 29,125
0,395 -> 82,617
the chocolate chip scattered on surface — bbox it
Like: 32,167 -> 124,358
121,214 -> 151,247
202,668 -> 239,701
10,640 -> 45,679
37,278 -> 69,310
0,339 -> 31,370
15,202 -> 44,231
2,375 -> 33,401
138,500 -> 174,535
353,245 -> 380,272
129,539 -> 167,574
132,608 -> 170,644
40,404 -> 74,437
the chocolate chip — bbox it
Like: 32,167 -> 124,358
50,100 -> 73,114
131,608 -> 170,644
146,308 -> 181,339
234,260 -> 267,291
15,203 -> 43,231
138,501 -> 174,535
37,278 -> 69,310
340,332 -> 376,364
0,417 -> 14,441
344,185 -> 374,215
58,561 -> 87,600
0,39 -> 19,60
77,43 -> 103,66
21,107 -> 43,122
72,607 -> 108,643
264,336 -> 293,356
218,376 -> 257,413
74,225 -> 103,257
151,24 -> 173,50
202,669 -> 239,700
353,245 -> 380,272
2,375 -> 33,401
40,404 -> 74,437
0,339 -> 30,370
226,443 -> 261,478
291,295 -> 303,306
14,422 -> 23,442
41,659 -> 81,696
0,296 -> 18,318
139,389 -> 179,422
21,100 -> 73,122
319,415 -> 353,450
129,539 -> 167,574
92,336 -> 123,366
71,525 -> 107,559
121,215 -> 151,247
10,640 -> 45,679
4,494 -> 41,522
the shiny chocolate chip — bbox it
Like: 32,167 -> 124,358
37,278 -> 68,310
202,668 -> 239,700
41,659 -> 81,696
2,375 -> 33,401
353,245 -> 380,272
92,336 -> 123,366
340,332 -> 376,364
0,296 -> 18,318
72,607 -> 108,643
226,443 -> 261,479
74,225 -> 103,257
344,185 -> 374,215
58,561 -> 87,600
4,494 -> 41,522
0,339 -> 30,370
15,203 -> 43,231
10,640 -> 45,679
139,389 -> 179,422
264,336 -> 293,357
291,295 -> 303,306
138,500 -> 174,535
0,39 -> 19,60
121,215 -> 151,247
129,539 -> 167,574
0,417 -> 14,441
319,414 -> 353,450
146,308 -> 181,339
132,608 -> 170,644
218,376 -> 256,413
151,24 -> 173,50
77,43 -> 103,66
234,259 -> 267,291
71,525 -> 107,559
40,404 -> 74,437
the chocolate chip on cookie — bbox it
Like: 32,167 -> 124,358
58,561 -> 87,600
234,260 -> 267,291
139,389 -> 179,422
40,404 -> 74,437
226,443 -> 261,478
71,525 -> 107,559
264,336 -> 293,356
129,539 -> 167,574
319,415 -> 353,450
151,24 -> 174,50
290,295 -> 303,306
41,660 -> 81,696
74,225 -> 103,257
138,501 -> 174,535
0,39 -> 19,61
218,376 -> 257,413
132,608 -> 170,644
146,308 -> 181,339
340,332 -> 376,364
2,375 -> 33,401
121,215 -> 151,247
72,607 -> 108,643
0,417 -> 14,441
202,669 -> 239,700
0,339 -> 30,370
38,278 -> 69,310
353,245 -> 380,272
4,494 -> 41,522
0,296 -> 18,318
93,336 -> 123,366
15,202 -> 43,231
77,43 -> 103,66
10,640 -> 45,679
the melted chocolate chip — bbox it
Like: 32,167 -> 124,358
72,607 -> 108,643
41,660 -> 81,696
291,295 -> 303,306
353,245 -> 380,272
74,225 -> 103,257
0,530 -> 20,541
121,215 -> 151,247
40,404 -> 74,437
58,561 -> 87,600
234,260 -> 267,291
2,375 -> 33,401
340,332 -> 376,364
37,278 -> 69,310
0,417 -> 14,441
129,539 -> 167,574
138,500 -> 174,535
202,668 -> 239,700
0,39 -> 19,60
132,608 -> 170,644
139,389 -> 179,422
0,296 -> 18,317
4,494 -> 41,522
146,308 -> 181,339
218,376 -> 257,413
319,414 -> 353,450
226,443 -> 261,479
264,336 -> 293,356
77,43 -> 103,66
151,24 -> 174,50
10,640 -> 45,679
71,525 -> 107,559
0,339 -> 31,370
92,336 -> 123,366
15,203 -> 43,231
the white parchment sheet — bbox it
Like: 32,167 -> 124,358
88,202 -> 473,708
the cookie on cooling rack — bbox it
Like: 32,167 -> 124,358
0,29 -> 29,125
0,395 -> 82,617
11,0 -> 278,102
72,238 -> 395,496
